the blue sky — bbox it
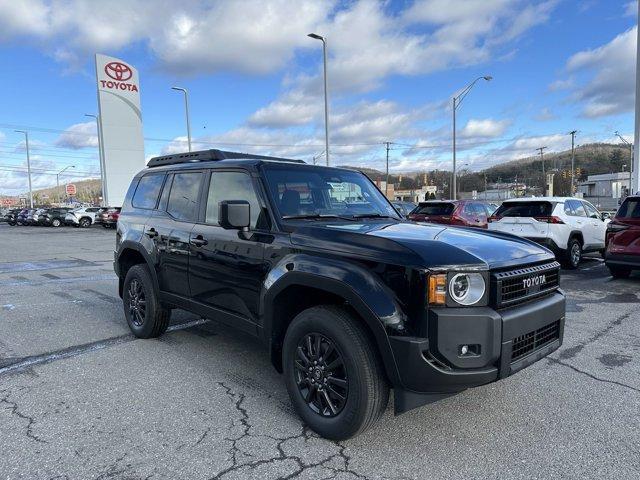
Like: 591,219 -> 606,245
0,0 -> 637,196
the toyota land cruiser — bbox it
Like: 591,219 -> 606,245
114,149 -> 566,440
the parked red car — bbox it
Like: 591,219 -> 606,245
605,195 -> 640,278
408,200 -> 491,228
97,207 -> 121,229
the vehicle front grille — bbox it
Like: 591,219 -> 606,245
511,320 -> 560,362
492,261 -> 560,308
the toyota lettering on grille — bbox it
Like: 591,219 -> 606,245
522,274 -> 546,289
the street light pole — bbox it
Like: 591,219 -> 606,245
452,76 -> 492,200
56,165 -> 76,204
85,114 -> 107,206
569,130 -> 577,195
536,146 -> 547,195
171,87 -> 192,152
615,131 -> 633,194
308,33 -> 330,166
14,130 -> 33,208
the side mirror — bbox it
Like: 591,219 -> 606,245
219,200 -> 250,230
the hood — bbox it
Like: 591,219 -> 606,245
290,220 -> 553,269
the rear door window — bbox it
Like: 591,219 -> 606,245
414,202 -> 455,215
494,201 -> 553,217
166,172 -> 202,221
566,199 -> 586,217
132,174 -> 165,209
617,198 -> 640,218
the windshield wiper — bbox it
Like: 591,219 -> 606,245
282,213 -> 356,221
351,213 -> 395,219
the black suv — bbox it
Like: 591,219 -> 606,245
115,149 -> 566,440
39,208 -> 71,227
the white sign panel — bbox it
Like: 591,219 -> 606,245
95,54 -> 145,207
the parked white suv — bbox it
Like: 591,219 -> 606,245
487,197 -> 607,268
64,207 -> 101,228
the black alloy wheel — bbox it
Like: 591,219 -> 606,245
127,278 -> 146,327
294,333 -> 348,417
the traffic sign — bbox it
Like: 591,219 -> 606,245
65,184 -> 77,196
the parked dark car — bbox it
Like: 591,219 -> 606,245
17,208 -> 34,225
408,200 -> 492,228
391,201 -> 417,218
605,195 -> 640,278
3,208 -> 22,226
114,149 -> 565,440
39,208 -> 72,227
98,207 -> 121,228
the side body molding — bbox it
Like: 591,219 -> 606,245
261,254 -> 407,387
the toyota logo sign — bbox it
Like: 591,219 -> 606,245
104,62 -> 133,81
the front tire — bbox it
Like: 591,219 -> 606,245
283,306 -> 389,440
52,218 -> 61,227
563,238 -> 582,269
79,217 -> 91,228
123,264 -> 171,338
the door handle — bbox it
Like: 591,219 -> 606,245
145,228 -> 158,238
190,235 -> 208,247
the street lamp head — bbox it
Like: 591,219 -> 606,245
483,76 -> 493,81
307,33 -> 324,40
171,86 -> 187,92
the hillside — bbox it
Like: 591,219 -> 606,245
28,178 -> 101,205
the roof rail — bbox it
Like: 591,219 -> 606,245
147,149 -> 305,168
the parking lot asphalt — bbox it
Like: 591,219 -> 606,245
0,223 -> 638,480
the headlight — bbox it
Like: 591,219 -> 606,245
449,273 -> 485,306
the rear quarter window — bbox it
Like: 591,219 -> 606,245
494,201 -> 554,217
617,198 -> 640,218
413,202 -> 455,215
132,174 -> 165,209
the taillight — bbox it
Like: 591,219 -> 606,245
534,216 -> 564,224
607,222 -> 629,233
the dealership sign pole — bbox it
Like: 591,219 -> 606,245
95,54 -> 145,207
633,4 -> 640,194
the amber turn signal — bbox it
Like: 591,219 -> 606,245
428,274 -> 447,305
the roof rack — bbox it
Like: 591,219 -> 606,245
147,149 -> 305,168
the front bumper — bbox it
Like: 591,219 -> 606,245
389,291 -> 565,395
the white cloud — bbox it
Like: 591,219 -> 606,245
54,121 -> 98,149
548,78 -> 574,91
624,1 -> 637,17
565,27 -> 636,118
248,91 -> 322,128
459,118 -> 510,138
534,107 -> 556,122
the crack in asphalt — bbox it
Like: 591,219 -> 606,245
0,387 -> 48,444
547,357 -> 640,393
0,318 -> 210,378
558,310 -> 633,361
210,381 -> 375,480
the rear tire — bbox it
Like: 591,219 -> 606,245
563,238 -> 582,269
123,264 -> 171,338
52,218 -> 61,227
608,266 -> 631,279
79,217 -> 91,228
283,305 -> 389,440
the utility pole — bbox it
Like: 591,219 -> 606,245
385,142 -> 391,199
569,130 -> 577,196
615,131 -> 633,194
15,130 -> 33,208
536,146 -> 547,196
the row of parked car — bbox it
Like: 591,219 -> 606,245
404,196 -> 638,276
2,206 -> 121,228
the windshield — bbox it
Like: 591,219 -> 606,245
262,164 -> 399,220
494,201 -> 553,217
412,202 -> 455,216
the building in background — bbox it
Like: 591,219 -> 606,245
577,172 -> 632,210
